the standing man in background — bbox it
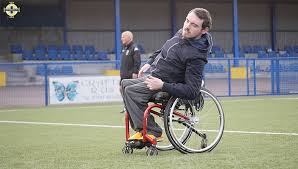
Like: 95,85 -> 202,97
119,31 -> 141,113
120,31 -> 141,81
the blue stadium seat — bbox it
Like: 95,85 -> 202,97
36,66 -> 46,75
84,45 -> 95,54
279,52 -> 290,57
107,47 -> 116,54
253,45 -> 264,53
289,63 -> 298,72
60,49 -> 71,60
214,51 -> 225,58
289,52 -> 298,57
35,44 -> 46,51
72,45 -> 83,52
239,51 -> 245,58
257,51 -> 267,58
35,49 -> 47,60
204,63 -> 225,73
284,46 -> 294,53
242,45 -> 253,53
84,50 -> 95,60
268,51 -> 277,57
204,63 -> 213,73
61,44 -> 71,51
215,64 -> 225,73
48,49 -> 58,60
72,50 -> 83,60
98,51 -> 109,60
22,50 -> 33,60
72,45 -> 83,60
51,66 -> 61,75
10,43 -> 22,54
62,66 -> 74,75
137,44 -> 145,54
293,45 -> 298,53
84,45 -> 96,60
47,45 -> 58,51
256,65 -> 262,72
279,64 -> 286,72
211,46 -> 221,53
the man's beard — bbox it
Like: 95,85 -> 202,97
182,28 -> 191,38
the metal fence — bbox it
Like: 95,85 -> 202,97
0,58 -> 297,107
204,58 -> 298,96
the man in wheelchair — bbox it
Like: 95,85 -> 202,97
121,8 -> 213,142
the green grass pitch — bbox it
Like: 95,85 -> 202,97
0,95 -> 298,169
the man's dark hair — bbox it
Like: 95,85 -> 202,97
189,8 -> 212,30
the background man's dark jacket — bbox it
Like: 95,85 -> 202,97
120,42 -> 141,79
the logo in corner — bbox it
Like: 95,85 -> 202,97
3,2 -> 20,18
52,81 -> 79,102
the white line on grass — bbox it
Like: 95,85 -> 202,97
0,104 -> 122,113
0,109 -> 18,113
222,130 -> 298,136
272,97 -> 298,100
222,99 -> 266,102
0,97 -> 297,113
0,120 -> 297,136
0,120 -> 123,128
222,97 -> 298,103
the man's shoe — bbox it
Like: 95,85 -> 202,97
147,134 -> 163,142
119,108 -> 126,114
156,136 -> 163,142
128,132 -> 143,140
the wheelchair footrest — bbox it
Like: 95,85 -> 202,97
126,140 -> 153,149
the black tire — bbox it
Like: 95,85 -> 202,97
122,144 -> 133,154
146,146 -> 159,156
164,87 -> 224,153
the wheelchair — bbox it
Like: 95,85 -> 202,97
122,87 -> 225,156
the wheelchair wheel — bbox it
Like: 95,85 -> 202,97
164,87 -> 224,153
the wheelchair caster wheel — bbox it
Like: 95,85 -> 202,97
146,146 -> 158,156
122,144 -> 133,154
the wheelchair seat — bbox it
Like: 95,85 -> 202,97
149,92 -> 171,103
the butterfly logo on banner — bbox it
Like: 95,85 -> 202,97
52,81 -> 79,102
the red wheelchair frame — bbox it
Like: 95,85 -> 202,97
125,104 -> 164,145
124,97 -> 190,146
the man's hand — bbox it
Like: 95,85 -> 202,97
138,64 -> 150,77
145,76 -> 164,90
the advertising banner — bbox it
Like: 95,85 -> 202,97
49,76 -> 121,104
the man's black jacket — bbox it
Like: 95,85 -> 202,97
147,30 -> 213,100
120,42 -> 141,79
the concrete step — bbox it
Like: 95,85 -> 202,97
7,71 -> 27,78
